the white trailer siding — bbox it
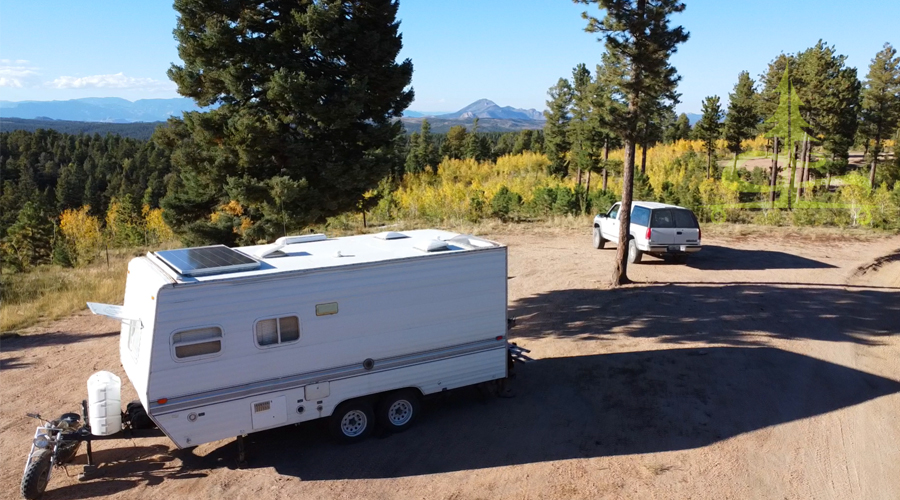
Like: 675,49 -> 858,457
119,257 -> 170,409
135,235 -> 508,448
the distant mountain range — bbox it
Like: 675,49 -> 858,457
0,97 -> 203,123
0,96 -> 701,135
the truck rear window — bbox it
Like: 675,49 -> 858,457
650,209 -> 698,228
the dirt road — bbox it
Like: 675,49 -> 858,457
2,227 -> 899,500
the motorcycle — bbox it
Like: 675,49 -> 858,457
21,411 -> 84,500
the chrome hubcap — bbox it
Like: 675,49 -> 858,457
340,410 -> 367,436
387,400 -> 413,426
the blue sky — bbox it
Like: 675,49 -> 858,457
1,0 -> 897,114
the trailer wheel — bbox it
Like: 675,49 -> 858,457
330,400 -> 374,443
21,449 -> 52,500
377,390 -> 420,433
125,401 -> 155,430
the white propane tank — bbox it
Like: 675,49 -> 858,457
87,371 -> 122,436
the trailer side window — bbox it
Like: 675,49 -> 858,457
172,326 -> 223,359
255,316 -> 301,347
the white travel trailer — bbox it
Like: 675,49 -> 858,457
87,229 -> 511,449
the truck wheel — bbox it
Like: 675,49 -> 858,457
627,239 -> 643,264
21,449 -> 52,500
592,228 -> 605,249
378,390 -> 420,433
330,400 -> 374,443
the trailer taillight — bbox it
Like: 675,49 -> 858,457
646,227 -> 652,241
496,335 -> 504,341
157,398 -> 168,405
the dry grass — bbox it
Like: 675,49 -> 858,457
701,223 -> 893,243
0,249 -> 146,334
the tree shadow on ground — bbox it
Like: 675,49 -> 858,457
508,284 -> 899,346
0,355 -> 31,370
190,347 -> 900,480
0,330 -> 118,353
640,245 -> 837,271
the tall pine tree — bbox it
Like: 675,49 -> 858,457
543,78 -> 574,177
695,96 -> 724,179
575,0 -> 688,285
164,0 -> 413,244
724,71 -> 760,175
860,43 -> 900,187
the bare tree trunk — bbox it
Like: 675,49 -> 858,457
577,167 -> 583,187
770,136 -> 779,207
612,139 -> 636,287
586,170 -> 592,195
707,149 -> 712,179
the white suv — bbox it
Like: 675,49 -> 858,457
592,201 -> 701,263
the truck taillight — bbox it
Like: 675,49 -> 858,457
646,227 -> 652,241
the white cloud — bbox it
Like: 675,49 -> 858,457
49,72 -> 175,92
0,60 -> 39,88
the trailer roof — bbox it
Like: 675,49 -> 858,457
147,229 -> 504,284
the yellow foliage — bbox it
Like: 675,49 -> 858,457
142,205 -> 175,244
59,206 -> 102,266
393,152 -> 569,222
222,200 -> 244,216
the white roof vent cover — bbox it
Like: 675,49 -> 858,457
414,239 -> 449,252
374,231 -> 408,240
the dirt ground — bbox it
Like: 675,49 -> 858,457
2,227 -> 899,500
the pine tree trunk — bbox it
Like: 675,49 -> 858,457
732,151 -> 739,177
586,170 -> 592,195
869,133 -> 881,189
797,135 -> 809,199
612,139 -> 636,286
640,143 -> 648,174
707,150 -> 712,179
770,136 -> 779,207
602,139 -> 609,191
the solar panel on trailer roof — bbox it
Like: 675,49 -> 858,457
155,245 -> 260,276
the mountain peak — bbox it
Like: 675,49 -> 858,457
436,99 -> 544,121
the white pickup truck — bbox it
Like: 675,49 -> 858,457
592,201 -> 701,264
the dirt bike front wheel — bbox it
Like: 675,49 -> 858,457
21,448 -> 52,500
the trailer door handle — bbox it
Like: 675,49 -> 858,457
676,231 -> 682,235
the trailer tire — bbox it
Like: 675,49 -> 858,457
330,400 -> 374,444
377,390 -> 420,433
126,401 -> 155,430
21,449 -> 52,500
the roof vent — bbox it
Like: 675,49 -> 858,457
255,233 -> 327,258
447,234 -> 496,249
374,231 -> 408,240
276,234 -> 326,245
414,239 -> 449,252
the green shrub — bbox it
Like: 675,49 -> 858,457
490,186 -> 523,220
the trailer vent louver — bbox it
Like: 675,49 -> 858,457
254,401 -> 271,413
